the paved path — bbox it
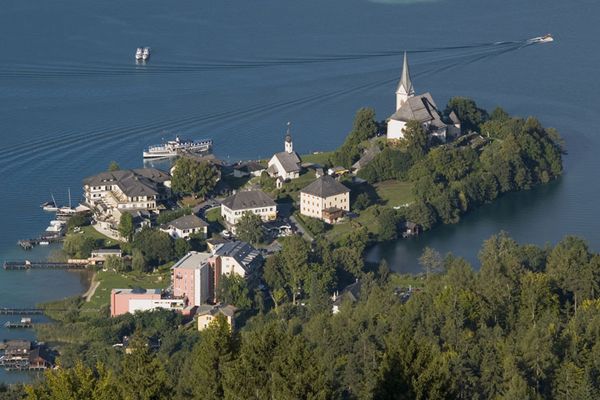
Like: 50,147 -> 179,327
290,215 -> 314,242
92,223 -> 124,242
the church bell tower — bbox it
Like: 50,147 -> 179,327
284,121 -> 293,154
396,52 -> 415,110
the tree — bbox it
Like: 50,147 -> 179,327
419,247 -> 443,278
353,192 -> 371,211
177,315 -> 237,400
378,207 -> 398,241
133,228 -> 174,267
403,120 -> 429,161
174,238 -> 191,259
108,161 -> 120,172
105,254 -> 128,272
444,97 -> 488,133
67,214 -> 89,231
352,107 -> 378,141
118,213 -> 134,242
218,274 -> 252,309
132,248 -> 147,273
281,236 -> 311,304
25,361 -> 119,400
119,335 -> 172,400
63,235 -> 97,258
171,158 -> 218,197
235,212 -> 264,245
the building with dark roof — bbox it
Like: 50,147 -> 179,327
267,124 -> 302,180
300,175 -> 350,224
233,161 -> 266,178
221,190 -> 277,230
197,304 -> 237,331
387,53 -> 461,142
160,214 -> 208,239
83,168 -> 171,222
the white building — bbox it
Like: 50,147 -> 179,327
387,53 -> 461,142
267,125 -> 302,180
83,168 -> 171,222
160,214 -> 208,240
221,190 -> 277,231
300,175 -> 350,224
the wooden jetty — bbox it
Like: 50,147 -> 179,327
3,260 -> 86,270
0,308 -> 44,315
18,235 -> 63,250
4,319 -> 33,329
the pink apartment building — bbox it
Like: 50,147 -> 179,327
171,251 -> 212,307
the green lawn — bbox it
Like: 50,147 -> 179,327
300,151 -> 334,166
279,171 -> 317,202
76,225 -> 122,248
374,180 -> 414,207
81,270 -> 169,312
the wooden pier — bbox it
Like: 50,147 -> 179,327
4,321 -> 33,329
0,308 -> 44,315
3,260 -> 86,270
18,235 -> 63,250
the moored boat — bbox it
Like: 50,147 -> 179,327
143,136 -> 213,158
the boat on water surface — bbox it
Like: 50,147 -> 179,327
143,136 -> 213,159
142,47 -> 151,61
529,34 -> 554,44
135,47 -> 143,61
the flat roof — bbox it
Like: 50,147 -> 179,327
113,288 -> 161,295
171,251 -> 212,270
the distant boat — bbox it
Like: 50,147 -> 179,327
143,136 -> 213,159
38,241 -> 49,246
135,47 -> 143,61
142,47 -> 151,61
529,34 -> 554,44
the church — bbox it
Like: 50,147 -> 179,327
386,53 -> 461,142
267,123 -> 302,181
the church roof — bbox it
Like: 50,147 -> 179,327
396,52 -> 415,96
273,151 -> 301,173
301,175 -> 350,198
389,92 -> 445,126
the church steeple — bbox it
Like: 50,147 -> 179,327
284,121 -> 293,154
396,52 -> 415,110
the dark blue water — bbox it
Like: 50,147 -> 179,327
0,0 -> 595,381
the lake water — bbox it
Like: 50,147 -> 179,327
0,0 -> 596,382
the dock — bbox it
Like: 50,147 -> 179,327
18,235 -> 63,250
4,321 -> 33,329
3,260 -> 86,270
0,308 -> 44,315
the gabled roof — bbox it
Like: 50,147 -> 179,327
197,304 -> 237,318
221,190 -> 276,211
389,92 -> 443,124
272,151 -> 302,173
301,175 -> 350,198
166,214 -> 208,230
333,280 -> 362,307
234,161 -> 265,173
352,144 -> 381,170
83,168 -> 170,198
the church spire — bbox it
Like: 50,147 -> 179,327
395,52 -> 414,110
284,121 -> 293,154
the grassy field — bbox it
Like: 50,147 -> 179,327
279,170 -> 317,202
81,270 -> 170,312
374,180 -> 414,207
76,225 -> 122,247
300,151 -> 334,166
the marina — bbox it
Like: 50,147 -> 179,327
4,318 -> 33,329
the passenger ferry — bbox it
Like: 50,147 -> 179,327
143,136 -> 213,159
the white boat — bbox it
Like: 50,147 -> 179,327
135,47 -> 143,60
49,220 -> 66,226
142,47 -> 151,61
55,188 -> 77,216
41,194 -> 59,212
529,34 -> 554,44
38,241 -> 49,246
143,136 -> 213,158
45,224 -> 63,233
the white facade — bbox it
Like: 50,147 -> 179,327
161,225 -> 207,240
219,255 -> 248,277
300,192 -> 350,220
267,155 -> 300,180
387,119 -> 408,141
221,204 -> 277,228
127,298 -> 184,314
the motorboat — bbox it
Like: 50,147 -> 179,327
135,47 -> 143,61
143,136 -> 213,158
529,34 -> 554,44
142,47 -> 151,61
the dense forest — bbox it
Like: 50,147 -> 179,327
12,233 -> 600,400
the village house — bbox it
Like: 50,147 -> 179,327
110,288 -> 185,317
83,168 -> 171,224
267,125 -> 302,180
221,190 -> 277,231
197,304 -> 237,331
160,214 -> 208,240
352,144 -> 381,172
0,340 -> 51,371
88,248 -> 123,265
300,175 -> 350,224
332,280 -> 362,314
386,53 -> 461,142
